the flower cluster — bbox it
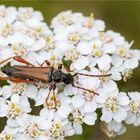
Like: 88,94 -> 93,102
0,5 -> 53,66
0,7 -> 140,139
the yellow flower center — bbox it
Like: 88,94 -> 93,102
27,27 -> 41,40
7,102 -> 22,119
65,48 -> 80,62
50,55 -> 61,69
99,32 -> 113,43
118,47 -> 132,58
69,109 -> 83,124
58,15 -> 73,26
122,69 -> 133,82
129,101 -> 140,116
105,96 -> 119,112
0,133 -> 13,140
25,123 -> 40,138
12,83 -> 26,95
49,122 -> 64,138
68,32 -> 81,45
1,23 -> 14,37
83,91 -> 94,101
92,48 -> 103,57
45,35 -> 55,51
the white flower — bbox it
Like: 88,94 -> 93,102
97,83 -> 129,123
93,19 -> 105,31
3,94 -> 31,120
64,46 -> 80,62
51,10 -> 84,32
125,92 -> 140,126
68,109 -> 83,135
105,30 -> 125,46
0,21 -> 15,38
0,5 -> 17,23
17,7 -> 43,21
0,7 -> 51,65
0,83 -> 38,100
8,114 -> 50,140
0,126 -> 18,140
111,41 -> 140,81
39,108 -> 75,139
71,90 -> 98,114
87,39 -> 113,70
43,34 -> 55,51
112,41 -> 139,69
55,25 -> 86,48
100,121 -> 126,138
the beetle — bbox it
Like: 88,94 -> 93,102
0,56 -> 111,108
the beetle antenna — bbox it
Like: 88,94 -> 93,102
73,73 -> 111,77
72,84 -> 99,95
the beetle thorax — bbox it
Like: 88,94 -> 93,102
53,70 -> 73,85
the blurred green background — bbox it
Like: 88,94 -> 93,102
0,0 -> 140,139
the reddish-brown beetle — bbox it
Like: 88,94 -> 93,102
0,56 -> 111,108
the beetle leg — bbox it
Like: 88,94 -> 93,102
0,77 -> 34,83
40,60 -> 50,67
13,56 -> 35,66
46,83 -> 56,109
46,89 -> 52,107
0,77 -> 11,80
10,78 -> 34,83
0,56 -> 35,66
0,57 -> 14,65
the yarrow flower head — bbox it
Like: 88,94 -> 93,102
0,7 -> 140,140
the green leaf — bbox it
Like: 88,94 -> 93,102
62,57 -> 72,72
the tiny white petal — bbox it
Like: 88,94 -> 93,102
11,94 -> 20,104
73,123 -> 83,135
83,101 -> 97,113
72,95 -> 85,108
114,108 -> 127,123
70,56 -> 89,71
118,92 -> 130,106
58,104 -> 71,118
101,109 -> 113,123
83,112 -> 97,125
97,54 -> 111,70
77,42 -> 92,55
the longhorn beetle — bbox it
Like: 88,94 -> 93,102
0,56 -> 111,108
